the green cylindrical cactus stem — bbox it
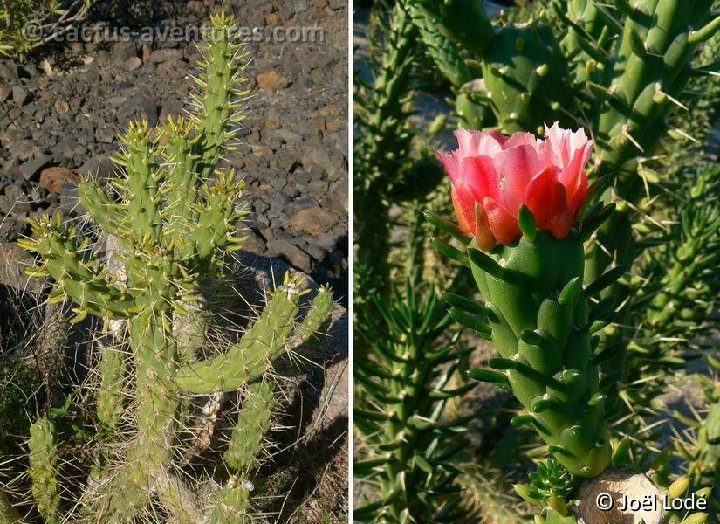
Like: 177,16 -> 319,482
224,380 -> 275,473
481,23 -> 572,133
28,418 -> 61,524
175,276 -> 302,394
97,345 -> 126,430
194,13 -> 249,181
295,285 -> 334,340
212,381 -> 273,523
115,120 -> 163,244
408,0 -> 493,56
0,492 -> 22,524
211,485 -> 252,524
404,0 -> 473,88
468,232 -> 611,477
100,308 -> 179,522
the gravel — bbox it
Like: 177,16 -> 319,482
0,0 -> 347,304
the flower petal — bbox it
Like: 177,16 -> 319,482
451,182 -> 476,237
494,144 -> 543,213
462,156 -> 500,202
503,131 -> 539,151
525,166 -> 572,239
558,141 -> 592,217
483,197 -> 521,245
437,150 -> 462,184
455,128 -> 504,157
475,202 -> 497,252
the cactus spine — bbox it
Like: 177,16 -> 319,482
14,13 -> 333,522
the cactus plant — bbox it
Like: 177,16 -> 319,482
354,0 -> 419,299
434,125 -> 618,477
354,278 -> 472,522
6,13 -> 335,522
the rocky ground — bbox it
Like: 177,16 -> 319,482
0,1 -> 347,521
0,0 -> 348,303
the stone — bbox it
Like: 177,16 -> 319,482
95,124 -> 116,144
293,0 -> 310,12
267,238 -> 312,272
158,97 -> 184,123
307,357 -> 348,437
293,206 -> 337,236
60,183 -> 83,215
112,41 -> 138,63
256,71 -> 289,91
53,139 -> 86,165
77,155 -> 116,181
0,243 -> 44,293
125,57 -> 143,71
0,83 -> 11,101
54,100 -> 70,115
12,86 -> 28,107
0,60 -> 17,82
577,469 -> 663,524
149,48 -> 183,64
39,167 -> 80,194
3,183 -> 30,213
12,155 -> 50,181
0,215 -> 23,243
117,94 -> 158,127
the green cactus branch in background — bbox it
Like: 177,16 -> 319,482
354,279 -> 472,522
8,13 -> 335,523
354,0 -> 418,299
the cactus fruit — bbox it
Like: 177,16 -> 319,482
15,13 -> 334,522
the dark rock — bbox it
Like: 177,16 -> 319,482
3,183 -> 30,213
12,155 -> 50,181
125,57 -> 143,71
12,86 -> 28,107
0,83 -> 11,101
267,238 -> 312,272
60,183 -> 83,215
117,94 -> 158,127
95,50 -> 112,66
77,155 -> 115,181
149,48 -> 183,64
0,215 -> 23,243
17,64 -> 37,79
94,124 -> 117,144
158,97 -> 184,122
112,41 -> 138,63
0,195 -> 11,214
53,139 -> 86,165
0,60 -> 18,82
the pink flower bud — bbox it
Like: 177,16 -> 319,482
437,123 -> 592,251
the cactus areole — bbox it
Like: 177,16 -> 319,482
438,125 -> 613,477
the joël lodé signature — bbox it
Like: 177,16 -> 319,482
596,491 -> 709,512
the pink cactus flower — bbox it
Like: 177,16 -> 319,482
437,123 -> 593,251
